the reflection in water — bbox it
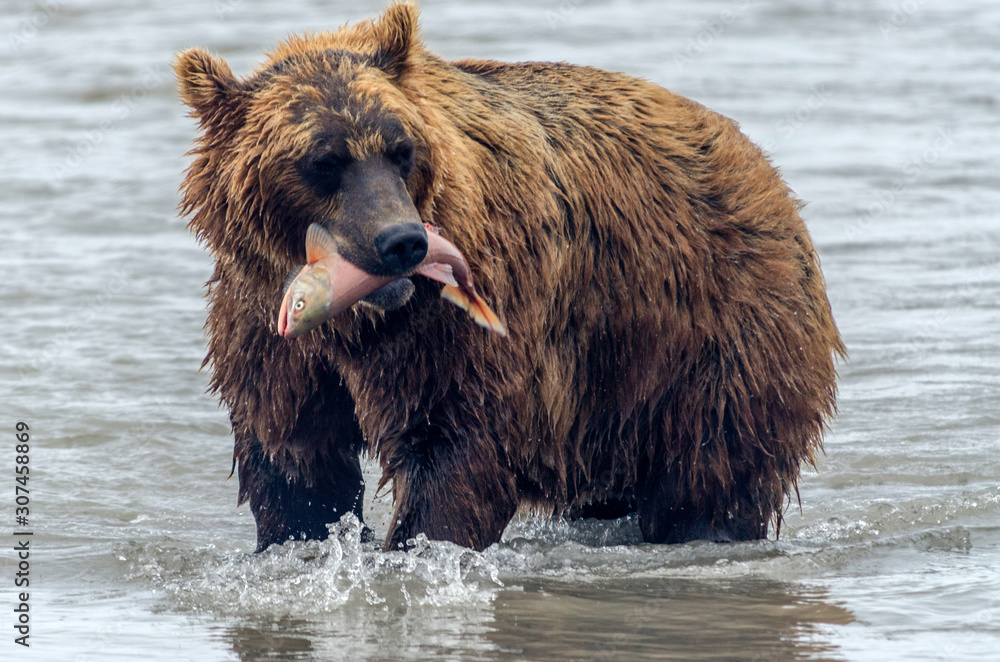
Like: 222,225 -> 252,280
491,579 -> 853,662
227,620 -> 317,661
219,574 -> 853,662
223,595 -> 499,661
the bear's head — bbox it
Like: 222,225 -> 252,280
174,2 -> 436,313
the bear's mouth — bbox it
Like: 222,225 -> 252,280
361,277 -> 415,311
278,223 -> 506,339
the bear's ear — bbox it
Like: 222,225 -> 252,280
370,1 -> 419,79
173,48 -> 245,120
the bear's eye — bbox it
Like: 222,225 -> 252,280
312,154 -> 348,176
389,143 -> 415,180
303,153 -> 349,196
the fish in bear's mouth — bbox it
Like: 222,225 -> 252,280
277,223 -> 507,340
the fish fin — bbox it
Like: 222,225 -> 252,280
417,262 -> 458,287
305,223 -> 338,264
441,285 -> 507,337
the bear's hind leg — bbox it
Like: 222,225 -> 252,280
637,462 -> 773,544
569,497 -> 637,521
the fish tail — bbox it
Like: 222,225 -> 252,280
440,284 -> 471,311
441,285 -> 507,337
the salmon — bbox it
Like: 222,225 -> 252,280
421,224 -> 507,337
277,224 -> 506,339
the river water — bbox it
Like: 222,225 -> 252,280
2,0 -> 998,660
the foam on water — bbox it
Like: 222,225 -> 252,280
118,514 -> 503,618
114,478 -> 999,620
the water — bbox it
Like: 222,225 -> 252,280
2,0 -> 998,659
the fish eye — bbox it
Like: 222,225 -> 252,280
294,300 -> 305,311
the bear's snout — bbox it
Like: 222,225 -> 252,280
374,222 -> 428,274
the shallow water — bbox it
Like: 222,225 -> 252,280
2,0 -> 998,660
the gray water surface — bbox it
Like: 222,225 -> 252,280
2,1 -> 999,660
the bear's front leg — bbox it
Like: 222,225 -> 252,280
382,425 -> 518,552
218,328 -> 369,551
236,426 -> 367,552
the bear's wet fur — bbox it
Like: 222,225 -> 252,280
174,2 -> 844,552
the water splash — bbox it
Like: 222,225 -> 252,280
119,514 -> 503,617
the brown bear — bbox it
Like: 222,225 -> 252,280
174,1 -> 844,552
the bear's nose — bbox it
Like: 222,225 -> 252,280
374,222 -> 428,274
